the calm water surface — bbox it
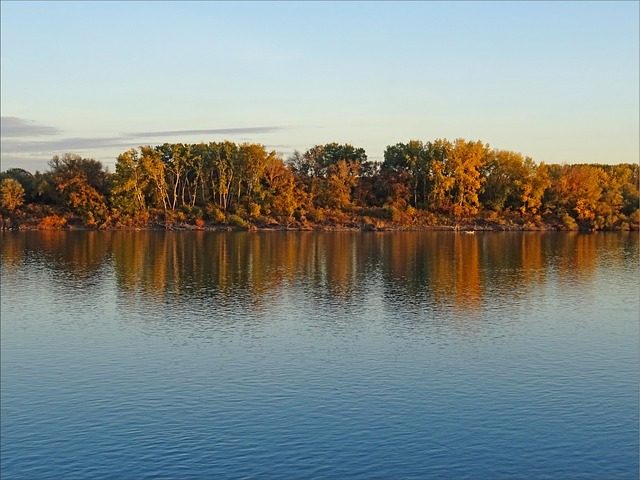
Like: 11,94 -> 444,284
1,231 -> 638,479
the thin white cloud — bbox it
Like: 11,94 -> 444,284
1,137 -> 139,154
1,116 -> 61,137
1,124 -> 291,155
0,122 -> 303,171
126,126 -> 286,138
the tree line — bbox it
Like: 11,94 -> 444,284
1,139 -> 638,230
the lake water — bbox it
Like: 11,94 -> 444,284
1,231 -> 638,479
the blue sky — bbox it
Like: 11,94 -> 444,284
1,1 -> 638,172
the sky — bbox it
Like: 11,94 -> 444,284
1,1 -> 638,173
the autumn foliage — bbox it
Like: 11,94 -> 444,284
1,140 -> 638,231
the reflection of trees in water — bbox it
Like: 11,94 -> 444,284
110,232 -> 380,309
545,233 -> 599,291
478,233 -> 547,299
2,231 -> 632,320
376,232 -> 605,316
0,232 -> 27,274
378,233 -> 483,311
0,231 -> 113,282
547,232 -> 637,293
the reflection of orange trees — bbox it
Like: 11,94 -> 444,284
320,233 -> 357,297
414,233 -> 482,312
520,233 -> 545,285
480,233 -> 547,296
9,231 -> 626,325
378,232 -> 482,312
22,230 -> 112,280
574,234 -> 597,274
110,232 -> 313,304
380,232 -> 437,301
0,232 -> 26,274
553,233 -> 597,287
381,232 -> 553,314
452,234 -> 482,310
112,232 -> 165,296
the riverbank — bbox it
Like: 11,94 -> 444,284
3,205 -> 635,232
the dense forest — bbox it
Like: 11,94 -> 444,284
1,138 -> 638,231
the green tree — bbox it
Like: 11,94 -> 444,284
205,141 -> 240,211
299,143 -> 367,210
111,148 -> 149,216
610,163 -> 639,217
427,139 -> 455,211
480,149 -> 528,211
382,140 -> 430,208
237,143 -> 272,208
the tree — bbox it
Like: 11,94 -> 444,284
382,140 -> 430,208
610,163 -> 639,216
480,149 -> 528,211
111,148 -> 149,216
0,168 -> 34,202
288,148 -> 316,178
298,143 -> 367,210
49,153 -> 109,194
48,153 -> 110,225
427,139 -> 455,211
206,141 -> 240,210
261,156 -> 300,220
0,178 -> 25,211
237,143 -> 272,208
549,164 -> 606,228
137,146 -> 169,211
447,139 -> 488,217
323,159 -> 359,210
519,160 -> 550,215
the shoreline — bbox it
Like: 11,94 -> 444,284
2,215 -> 635,233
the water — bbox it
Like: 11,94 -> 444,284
1,231 -> 638,479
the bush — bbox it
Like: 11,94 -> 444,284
227,214 -> 249,229
560,213 -> 578,230
307,207 -> 326,223
385,204 -> 415,225
360,207 -> 391,219
249,202 -> 261,218
205,204 -> 226,224
39,214 -> 67,230
629,209 -> 640,229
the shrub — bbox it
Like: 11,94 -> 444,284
629,209 -> 640,229
205,204 -> 226,224
560,213 -> 578,230
39,214 -> 67,230
227,214 -> 249,229
249,202 -> 261,218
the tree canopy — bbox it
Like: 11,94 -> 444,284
1,139 -> 638,231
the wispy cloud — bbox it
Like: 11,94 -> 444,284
1,116 -> 61,137
0,121 -> 297,171
1,137 -> 136,152
126,126 -> 286,138
1,123 -> 289,154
